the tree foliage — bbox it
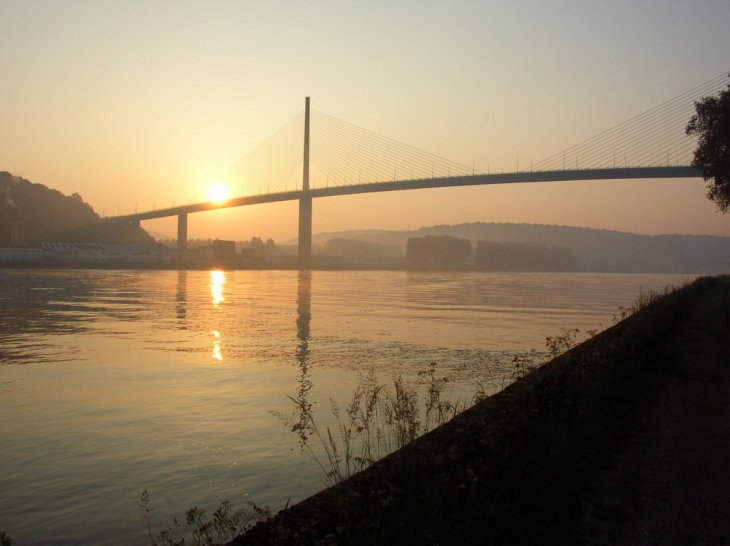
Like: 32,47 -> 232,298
475,241 -> 578,272
405,235 -> 472,269
251,236 -> 276,258
0,171 -> 152,243
323,237 -> 401,259
686,77 -> 730,213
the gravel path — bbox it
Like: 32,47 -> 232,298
577,284 -> 730,545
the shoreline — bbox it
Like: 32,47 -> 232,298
0,261 -> 716,274
230,275 -> 729,545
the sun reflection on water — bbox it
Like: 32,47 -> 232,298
212,330 -> 222,361
209,271 -> 226,360
209,270 -> 226,308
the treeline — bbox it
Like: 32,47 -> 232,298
404,235 -> 578,271
249,236 -> 277,258
322,238 -> 401,260
475,241 -> 577,271
406,235 -> 472,269
157,236 -> 403,262
156,237 -> 297,259
0,172 -> 151,244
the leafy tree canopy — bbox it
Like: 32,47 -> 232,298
323,237 -> 401,259
406,235 -> 472,269
475,241 -> 577,272
0,171 -> 152,243
686,76 -> 730,213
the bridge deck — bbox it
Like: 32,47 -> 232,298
107,166 -> 700,223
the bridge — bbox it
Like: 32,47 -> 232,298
105,73 -> 728,267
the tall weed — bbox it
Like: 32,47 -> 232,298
509,328 -> 581,381
272,365 -> 464,486
615,283 -> 685,322
140,490 -> 270,546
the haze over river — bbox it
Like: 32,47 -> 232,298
0,269 -> 695,545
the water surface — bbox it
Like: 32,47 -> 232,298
0,269 -> 693,544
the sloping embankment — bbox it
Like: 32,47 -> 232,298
233,276 -> 729,546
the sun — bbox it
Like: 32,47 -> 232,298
207,182 -> 230,203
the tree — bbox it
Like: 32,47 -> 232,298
406,235 -> 472,269
686,77 -> 730,213
251,236 -> 276,259
474,241 -> 577,271
0,171 -> 152,243
323,238 -> 401,259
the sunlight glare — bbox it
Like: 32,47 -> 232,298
207,182 -> 230,203
212,330 -> 222,361
210,270 -> 226,308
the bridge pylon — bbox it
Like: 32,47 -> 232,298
177,213 -> 187,250
298,96 -> 312,269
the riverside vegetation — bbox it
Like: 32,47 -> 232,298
136,365 -> 476,546
270,364 -> 480,488
139,491 -> 271,546
231,278 -> 720,545
135,282 -> 693,546
0,281 -> 702,546
133,331 -> 582,546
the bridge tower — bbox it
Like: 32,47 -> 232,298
177,213 -> 187,251
298,96 -> 312,268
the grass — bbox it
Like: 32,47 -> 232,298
233,277 -> 723,545
332,282 -> 699,545
273,324 -> 601,490
270,364 -> 467,488
146,278 -> 715,545
705,276 -> 730,359
614,284 -> 684,321
140,365 -> 467,545
140,490 -> 271,546
0,279 -> 712,545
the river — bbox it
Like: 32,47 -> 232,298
0,269 -> 695,545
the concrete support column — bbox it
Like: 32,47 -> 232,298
298,96 -> 312,269
177,213 -> 188,250
298,197 -> 312,268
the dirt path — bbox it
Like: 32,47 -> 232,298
577,283 -> 730,545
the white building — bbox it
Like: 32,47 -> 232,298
0,247 -> 50,262
38,242 -> 167,264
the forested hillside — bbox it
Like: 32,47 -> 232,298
305,222 -> 730,273
0,172 -> 151,244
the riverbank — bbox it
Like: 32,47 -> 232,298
1,257 -> 724,274
231,275 -> 729,545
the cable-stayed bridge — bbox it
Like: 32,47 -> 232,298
107,73 -> 728,266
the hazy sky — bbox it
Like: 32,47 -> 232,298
1,1 -> 729,241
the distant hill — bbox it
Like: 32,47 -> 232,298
0,171 -> 151,244
287,222 -> 730,273
147,230 -> 173,241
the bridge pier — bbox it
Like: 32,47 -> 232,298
298,197 -> 312,268
298,96 -> 312,269
177,213 -> 188,250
